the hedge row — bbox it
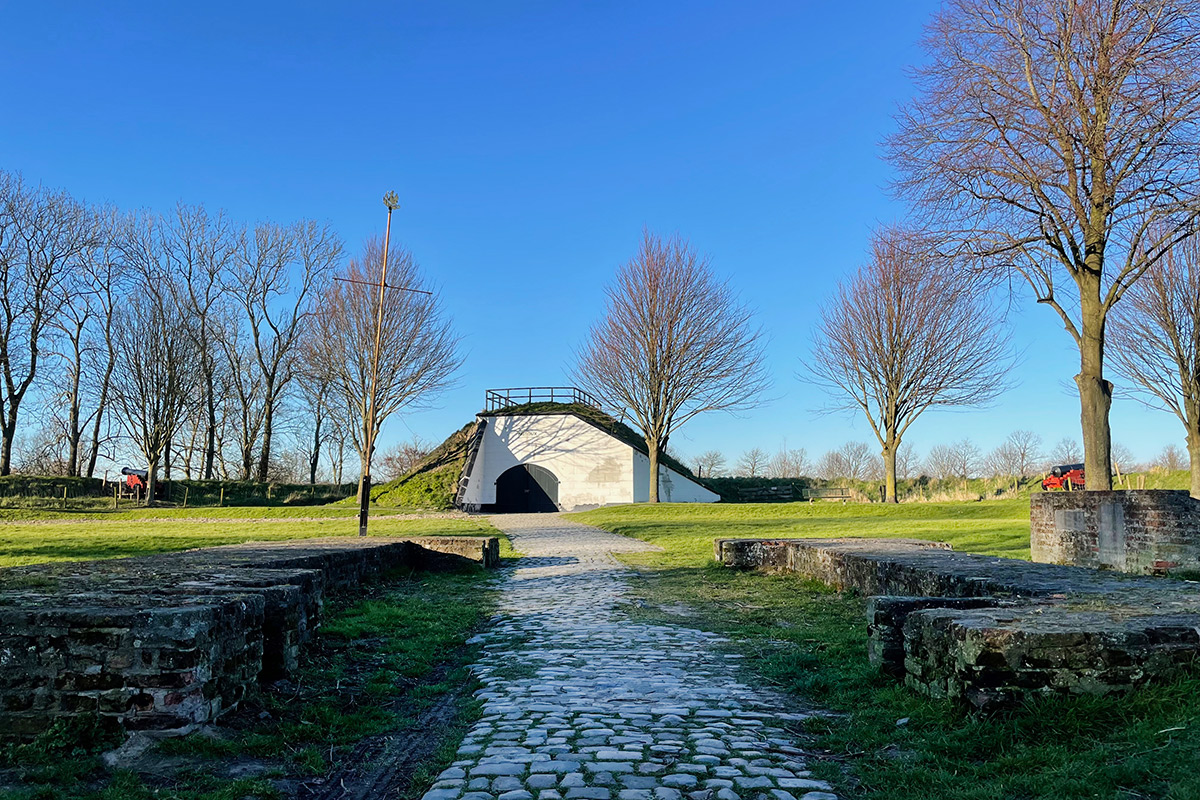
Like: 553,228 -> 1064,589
0,475 -> 356,506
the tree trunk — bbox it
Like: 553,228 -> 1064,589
309,418 -> 322,485
66,387 -> 81,477
203,380 -> 217,480
1076,286 -> 1113,491
0,409 -> 16,476
647,443 -> 660,503
1188,429 -> 1200,500
257,381 -> 277,483
85,348 -> 116,479
240,440 -> 253,481
145,459 -> 159,507
257,407 -> 273,483
882,443 -> 898,503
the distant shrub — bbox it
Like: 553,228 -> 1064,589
0,475 -> 106,498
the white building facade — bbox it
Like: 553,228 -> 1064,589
457,411 -> 719,512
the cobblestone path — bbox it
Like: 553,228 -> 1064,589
419,514 -> 838,800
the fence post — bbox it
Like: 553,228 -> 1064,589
219,486 -> 224,507
62,486 -> 67,509
113,484 -> 118,510
183,486 -> 189,509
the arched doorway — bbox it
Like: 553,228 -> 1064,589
494,464 -> 559,513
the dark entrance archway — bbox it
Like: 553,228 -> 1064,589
493,463 -> 559,513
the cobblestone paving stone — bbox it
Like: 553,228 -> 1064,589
420,514 -> 839,800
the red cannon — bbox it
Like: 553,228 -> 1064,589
120,466 -> 147,491
1042,463 -> 1085,490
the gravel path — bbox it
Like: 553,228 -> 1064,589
420,514 -> 838,800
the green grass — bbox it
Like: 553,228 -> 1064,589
570,500 -> 1200,800
1,564 -> 501,800
574,498 -> 1032,562
0,503 -> 457,523
369,422 -> 477,510
0,513 -> 497,568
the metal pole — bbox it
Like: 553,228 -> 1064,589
359,191 -> 400,536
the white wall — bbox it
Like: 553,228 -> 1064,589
632,450 -> 721,503
461,414 -> 636,511
459,412 -> 720,511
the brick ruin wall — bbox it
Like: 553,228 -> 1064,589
715,537 -> 1200,709
0,535 -> 500,739
1031,490 -> 1200,575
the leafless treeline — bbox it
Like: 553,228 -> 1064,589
0,171 -> 458,493
693,431 -> 1158,484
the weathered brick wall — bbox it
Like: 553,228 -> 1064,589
0,535 -> 499,739
0,593 -> 265,737
1031,490 -> 1200,575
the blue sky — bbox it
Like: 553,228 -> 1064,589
0,1 -> 1185,467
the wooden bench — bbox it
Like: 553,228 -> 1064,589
738,485 -> 797,503
802,486 -> 855,502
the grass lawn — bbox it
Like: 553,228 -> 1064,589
0,504 -> 461,523
571,500 -> 1200,800
575,498 -> 1032,563
0,513 -> 498,568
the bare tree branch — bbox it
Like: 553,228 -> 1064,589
573,231 -> 770,502
889,0 -> 1200,489
808,226 -> 1011,501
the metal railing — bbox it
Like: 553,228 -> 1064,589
484,386 -> 603,413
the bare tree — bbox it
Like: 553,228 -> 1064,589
816,448 -> 846,480
1049,438 -> 1084,466
230,220 -> 341,482
1006,430 -> 1044,478
990,430 -> 1044,481
378,436 -> 432,481
1112,442 -> 1138,479
49,208 -> 129,477
296,368 -> 332,485
988,443 -> 1020,481
217,317 -> 267,480
1109,233 -> 1200,496
109,286 -> 200,503
834,441 -> 874,480
1156,443 -> 1187,472
160,204 -> 238,480
767,447 -> 808,479
895,441 -> 919,481
810,226 -> 1009,501
0,173 -> 91,474
573,232 -> 769,502
692,449 -> 727,478
736,447 -> 768,478
889,0 -> 1200,490
305,238 -> 461,497
949,439 -> 983,480
925,443 -> 958,480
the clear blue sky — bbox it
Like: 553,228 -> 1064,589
0,1 -> 1185,467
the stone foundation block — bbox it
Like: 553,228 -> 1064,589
0,534 -> 499,739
